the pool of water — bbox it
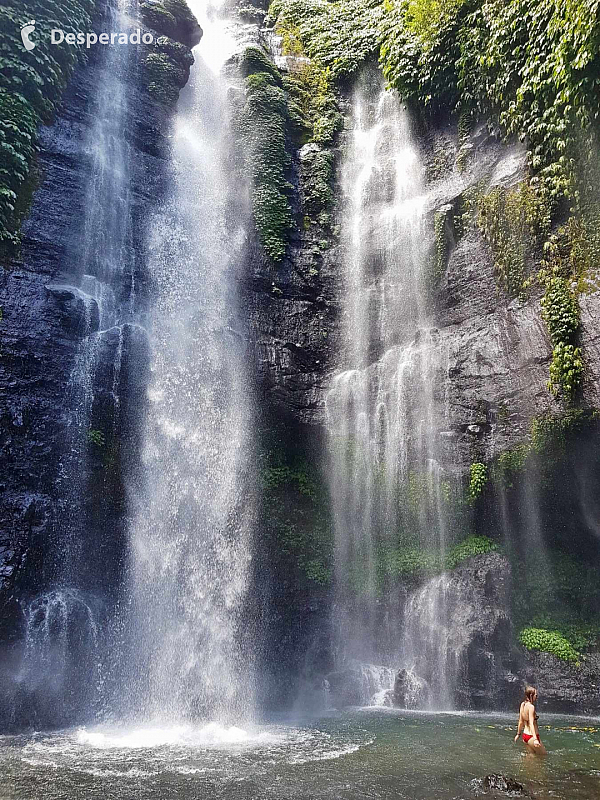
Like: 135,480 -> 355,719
1,709 -> 599,799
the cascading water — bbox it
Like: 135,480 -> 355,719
326,77 -> 460,708
121,1 -> 257,725
17,0 -> 137,725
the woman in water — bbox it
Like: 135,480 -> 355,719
514,685 -> 546,755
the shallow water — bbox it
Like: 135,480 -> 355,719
1,709 -> 599,799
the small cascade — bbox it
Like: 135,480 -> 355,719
358,663 -> 396,706
16,590 -> 103,725
402,574 -> 467,709
55,0 -> 136,587
327,76 -> 461,707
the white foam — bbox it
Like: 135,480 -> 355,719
76,722 -> 273,750
77,726 -> 189,749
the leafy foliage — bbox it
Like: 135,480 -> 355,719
87,428 -> 106,447
477,183 -> 551,296
269,0 -> 384,81
468,462 -> 487,501
492,410 -> 598,486
540,275 -> 583,400
519,627 -> 580,663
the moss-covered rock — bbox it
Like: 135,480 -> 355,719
234,48 -> 292,262
140,0 -> 202,47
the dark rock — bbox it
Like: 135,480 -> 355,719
393,668 -> 429,708
483,774 -> 535,797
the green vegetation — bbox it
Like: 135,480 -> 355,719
236,48 -> 292,262
492,409 -> 598,486
519,627 -> 580,663
378,0 -> 600,201
468,462 -> 487,502
432,208 -> 449,285
140,0 -> 199,106
511,547 -> 600,661
269,0 -> 384,81
378,534 -> 498,581
539,236 -> 584,400
477,183 -> 551,297
262,454 -> 333,585
142,49 -> 190,105
87,429 -> 106,447
0,0 -> 97,253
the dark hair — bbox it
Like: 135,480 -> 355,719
524,685 -> 537,703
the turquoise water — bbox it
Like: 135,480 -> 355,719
1,709 -> 599,799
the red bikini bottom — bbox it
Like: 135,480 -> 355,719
522,734 -> 533,743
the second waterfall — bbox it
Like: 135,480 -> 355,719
327,78 -> 462,709
121,1 -> 257,724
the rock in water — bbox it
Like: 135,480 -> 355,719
483,774 -> 535,797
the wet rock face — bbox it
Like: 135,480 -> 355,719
388,553 -> 516,710
520,651 -> 600,716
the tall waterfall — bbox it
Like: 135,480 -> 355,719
326,79 -> 458,708
122,1 -> 257,724
16,0 -> 137,726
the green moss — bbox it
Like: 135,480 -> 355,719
301,147 -> 334,214
155,36 -> 195,68
492,444 -> 529,488
262,462 -> 318,499
140,3 -> 178,37
446,535 -> 498,568
143,51 -> 189,104
519,627 -> 580,663
235,49 -> 292,262
430,206 -> 451,287
240,46 -> 283,86
492,410 -> 598,487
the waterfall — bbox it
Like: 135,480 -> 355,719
326,77 -> 458,708
16,0 -> 137,725
121,1 -> 257,724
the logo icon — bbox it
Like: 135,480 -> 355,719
21,20 -> 36,51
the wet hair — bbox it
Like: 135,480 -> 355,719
524,686 -> 537,703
